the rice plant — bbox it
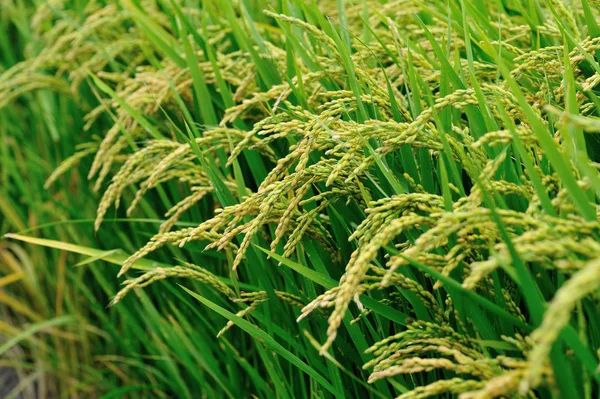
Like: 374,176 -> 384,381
3,0 -> 600,397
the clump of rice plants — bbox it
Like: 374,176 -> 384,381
3,0 -> 600,397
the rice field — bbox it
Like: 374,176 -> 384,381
2,0 -> 600,397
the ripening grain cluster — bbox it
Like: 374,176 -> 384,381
2,0 -> 600,398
